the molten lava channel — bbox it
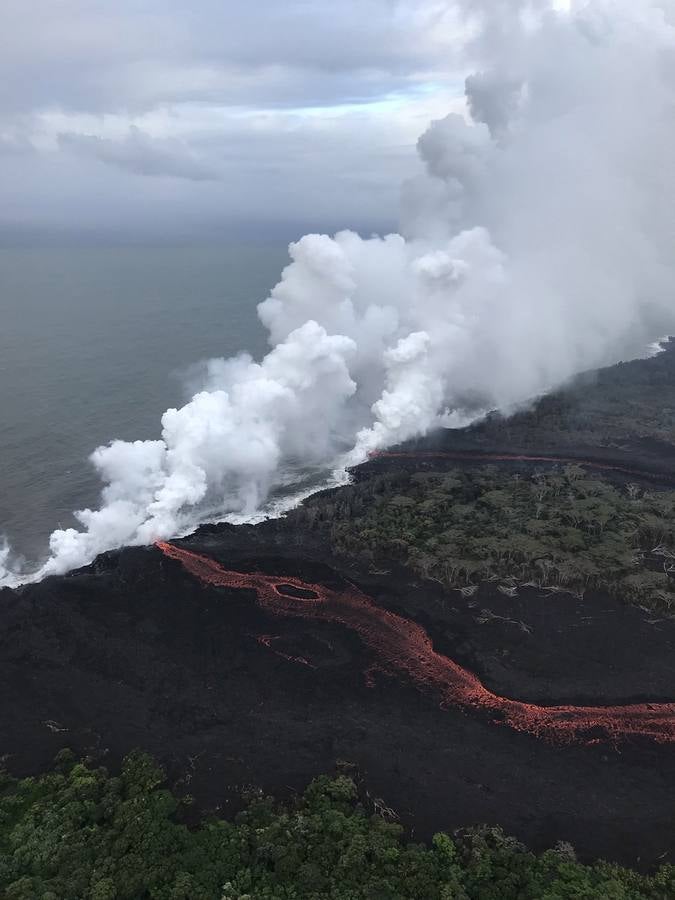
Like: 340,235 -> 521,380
368,450 -> 672,483
156,541 -> 675,746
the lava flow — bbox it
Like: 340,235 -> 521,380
156,541 -> 675,746
368,450 -> 673,483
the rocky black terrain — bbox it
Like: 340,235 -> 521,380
2,340 -> 675,871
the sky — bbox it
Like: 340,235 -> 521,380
6,0 -> 675,588
1,1 -> 471,242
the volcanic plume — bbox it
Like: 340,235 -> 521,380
3,0 -> 675,586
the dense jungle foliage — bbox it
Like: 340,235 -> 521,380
1,751 -> 674,899
297,465 -> 675,612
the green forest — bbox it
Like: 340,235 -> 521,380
297,465 -> 675,612
0,751 -> 673,899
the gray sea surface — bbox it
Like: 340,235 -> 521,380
0,244 -> 288,567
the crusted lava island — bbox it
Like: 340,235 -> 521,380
2,340 -> 675,870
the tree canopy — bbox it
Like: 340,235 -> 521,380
0,752 -> 673,899
296,465 -> 675,612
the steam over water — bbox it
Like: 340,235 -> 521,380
0,245 -> 285,571
3,0 -> 675,587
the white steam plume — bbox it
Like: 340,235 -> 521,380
2,0 -> 675,587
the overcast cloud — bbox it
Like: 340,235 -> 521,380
1,1 -> 468,241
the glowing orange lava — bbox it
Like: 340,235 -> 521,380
256,634 -> 315,669
156,540 -> 675,746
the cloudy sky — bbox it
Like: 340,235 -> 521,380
1,1 -> 471,242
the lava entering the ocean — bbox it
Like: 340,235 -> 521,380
156,540 -> 675,746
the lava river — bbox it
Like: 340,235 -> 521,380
368,450 -> 674,484
156,541 -> 675,747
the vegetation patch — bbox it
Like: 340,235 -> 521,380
1,752 -> 674,899
297,465 -> 675,612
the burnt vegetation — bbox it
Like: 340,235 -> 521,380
295,465 -> 675,613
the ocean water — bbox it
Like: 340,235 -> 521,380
0,244 -> 288,568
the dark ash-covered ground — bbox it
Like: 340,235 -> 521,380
2,523 -> 675,869
1,341 -> 675,870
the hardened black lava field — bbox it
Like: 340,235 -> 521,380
2,343 -> 675,870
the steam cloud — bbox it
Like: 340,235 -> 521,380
3,0 -> 675,588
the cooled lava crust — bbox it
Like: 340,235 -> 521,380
7,341 -> 675,868
2,451 -> 675,868
156,539 -> 675,747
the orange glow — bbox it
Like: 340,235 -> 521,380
367,450 -> 670,482
156,540 -> 675,746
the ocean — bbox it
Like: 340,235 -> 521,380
0,243 -> 289,569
